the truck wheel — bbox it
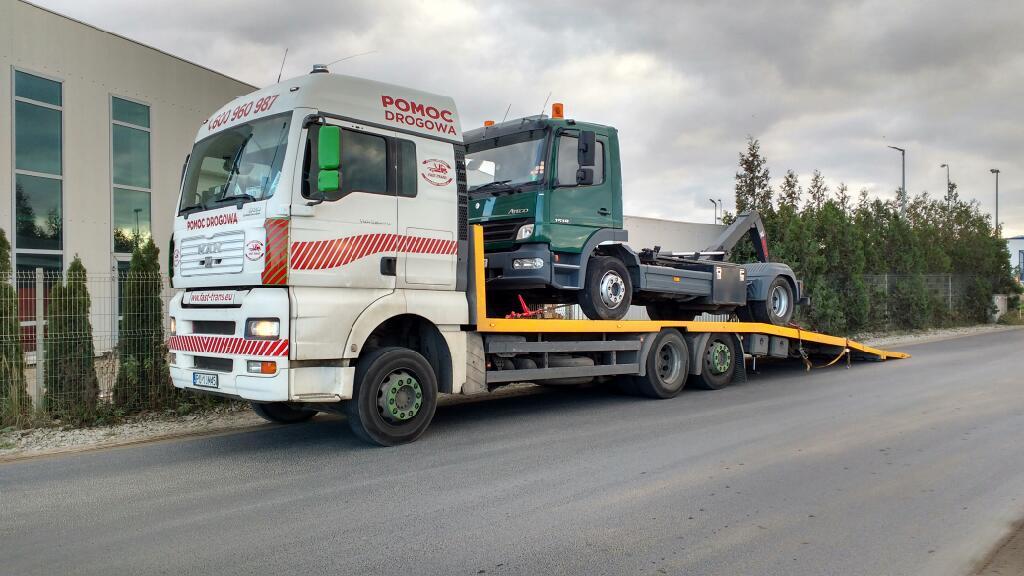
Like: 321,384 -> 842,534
251,402 -> 317,424
751,276 -> 794,325
645,303 -> 699,322
694,334 -> 736,390
633,329 -> 689,398
345,347 -> 438,446
579,256 -> 632,320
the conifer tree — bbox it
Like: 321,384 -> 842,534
44,256 -> 99,422
0,229 -> 28,426
113,239 -> 173,410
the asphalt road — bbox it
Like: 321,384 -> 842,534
3,329 -> 1024,576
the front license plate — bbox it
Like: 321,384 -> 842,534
193,372 -> 219,389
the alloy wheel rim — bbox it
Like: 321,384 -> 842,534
599,271 -> 626,309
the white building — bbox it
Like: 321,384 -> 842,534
1007,235 -> 1024,282
2,0 -> 254,281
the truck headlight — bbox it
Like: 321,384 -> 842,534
515,224 -> 534,241
513,258 -> 544,270
245,318 -> 280,340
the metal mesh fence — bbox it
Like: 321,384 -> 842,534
1,269 -> 176,427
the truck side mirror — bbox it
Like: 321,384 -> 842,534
578,130 -> 596,167
576,167 -> 595,186
317,125 -> 342,196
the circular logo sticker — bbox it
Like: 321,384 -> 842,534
420,159 -> 454,187
245,240 -> 265,261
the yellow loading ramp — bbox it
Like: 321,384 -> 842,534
469,225 -> 909,362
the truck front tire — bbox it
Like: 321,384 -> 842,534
579,256 -> 632,320
346,347 -> 439,446
251,402 -> 317,424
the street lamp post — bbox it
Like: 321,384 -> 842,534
990,168 -> 1000,234
887,146 -> 905,213
940,163 -> 950,205
708,198 -> 719,224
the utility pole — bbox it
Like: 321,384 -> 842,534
887,146 -> 905,214
990,168 -> 1000,235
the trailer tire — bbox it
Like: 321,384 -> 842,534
645,303 -> 699,322
579,256 -> 632,320
251,402 -> 317,424
633,329 -> 689,398
749,276 -> 795,326
345,347 -> 438,446
694,333 -> 736,390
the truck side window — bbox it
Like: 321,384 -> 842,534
556,134 -> 604,186
341,128 -> 388,195
397,139 -> 417,197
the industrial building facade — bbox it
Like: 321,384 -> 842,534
2,0 -> 254,282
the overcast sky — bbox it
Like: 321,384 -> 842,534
36,0 -> 1024,235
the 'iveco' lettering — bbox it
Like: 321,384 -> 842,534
186,213 -> 239,231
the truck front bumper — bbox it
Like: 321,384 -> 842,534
486,243 -> 570,290
168,288 -> 354,402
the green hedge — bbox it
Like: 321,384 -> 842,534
732,138 -> 1019,334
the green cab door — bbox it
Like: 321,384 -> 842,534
548,130 -> 616,245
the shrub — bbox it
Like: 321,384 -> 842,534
0,229 -> 29,427
43,256 -> 99,423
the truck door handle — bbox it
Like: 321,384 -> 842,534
598,208 -> 610,216
380,257 -> 396,276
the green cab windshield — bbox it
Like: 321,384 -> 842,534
178,114 -> 291,215
465,129 -> 547,192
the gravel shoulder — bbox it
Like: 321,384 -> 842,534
1,324 -> 1016,462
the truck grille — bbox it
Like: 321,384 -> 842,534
482,218 -> 530,243
191,320 -> 236,335
194,356 -> 233,372
179,230 -> 246,276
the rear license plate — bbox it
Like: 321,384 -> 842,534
193,372 -> 219,389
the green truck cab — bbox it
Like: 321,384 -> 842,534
466,112 -> 804,323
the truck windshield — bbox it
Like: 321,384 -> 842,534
465,130 -> 546,192
178,114 -> 291,215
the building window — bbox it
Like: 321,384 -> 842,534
111,96 -> 151,253
12,69 -> 63,273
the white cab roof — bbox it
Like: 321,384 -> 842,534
197,72 -> 462,143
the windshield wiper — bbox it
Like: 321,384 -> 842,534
211,193 -> 257,208
469,180 -> 514,197
179,202 -> 205,216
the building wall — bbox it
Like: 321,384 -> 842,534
1,0 -> 255,280
1007,237 -> 1024,281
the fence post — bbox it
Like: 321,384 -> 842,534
34,267 -> 44,410
948,275 -> 952,312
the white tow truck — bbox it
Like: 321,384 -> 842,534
168,68 -> 906,446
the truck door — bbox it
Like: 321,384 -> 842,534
550,130 -> 614,231
396,136 -> 458,289
289,120 -> 398,290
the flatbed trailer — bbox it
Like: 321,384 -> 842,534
467,225 -> 908,394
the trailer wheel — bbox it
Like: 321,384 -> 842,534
694,334 -> 736,390
749,276 -> 794,326
579,256 -> 632,320
633,329 -> 689,398
345,347 -> 438,446
251,402 -> 317,424
645,303 -> 699,322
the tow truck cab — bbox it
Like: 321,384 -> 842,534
168,71 -> 470,404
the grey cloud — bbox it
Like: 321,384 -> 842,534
35,0 -> 1024,234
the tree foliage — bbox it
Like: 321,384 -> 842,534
113,239 -> 173,409
44,255 -> 99,423
732,139 -> 1019,334
0,229 -> 29,427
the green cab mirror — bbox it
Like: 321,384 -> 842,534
317,125 -> 341,194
